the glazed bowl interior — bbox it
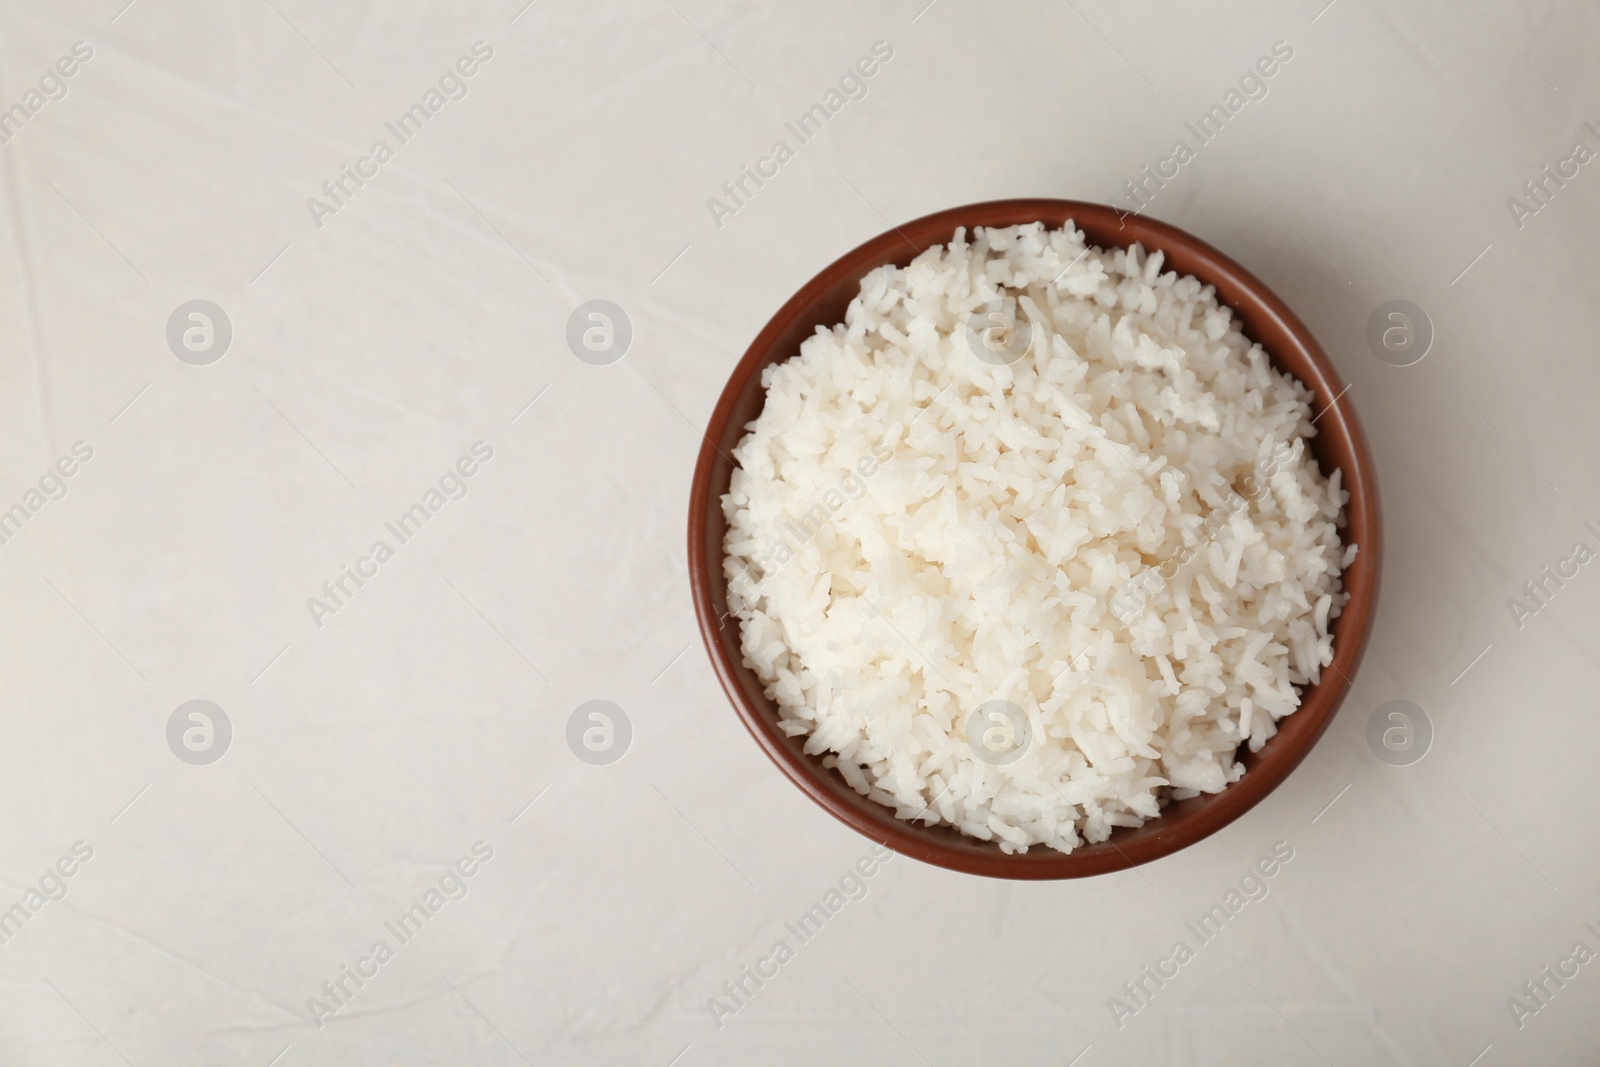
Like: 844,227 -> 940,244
688,199 -> 1380,879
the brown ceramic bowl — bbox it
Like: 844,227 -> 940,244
688,199 -> 1380,879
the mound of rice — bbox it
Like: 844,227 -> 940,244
722,222 -> 1352,854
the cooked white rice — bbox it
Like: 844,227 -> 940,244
722,222 -> 1351,854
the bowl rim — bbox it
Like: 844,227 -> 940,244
688,198 -> 1381,879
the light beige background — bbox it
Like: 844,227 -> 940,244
0,0 -> 1594,1064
